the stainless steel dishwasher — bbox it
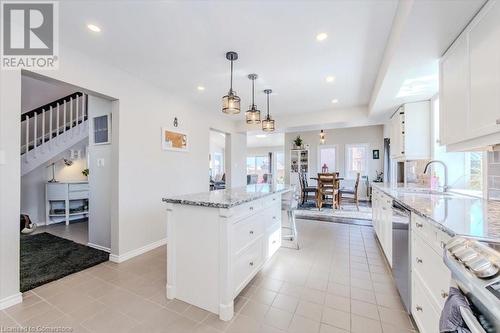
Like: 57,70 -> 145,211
392,200 -> 411,313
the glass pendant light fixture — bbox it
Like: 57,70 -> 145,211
222,51 -> 241,114
320,129 -> 326,144
245,74 -> 261,124
262,89 -> 275,132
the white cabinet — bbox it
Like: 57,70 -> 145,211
469,1 -> 500,139
165,192 -> 285,321
411,213 -> 452,333
390,101 -> 430,160
290,149 -> 309,185
440,1 -> 500,150
440,33 -> 469,146
371,187 -> 392,266
45,182 -> 89,225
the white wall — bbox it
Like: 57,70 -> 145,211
284,125 -> 384,185
87,95 -> 113,250
20,140 -> 88,225
0,45 -> 246,305
226,132 -> 247,188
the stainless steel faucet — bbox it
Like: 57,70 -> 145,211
423,160 -> 448,191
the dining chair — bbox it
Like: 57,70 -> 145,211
316,173 -> 339,210
298,172 -> 317,205
339,172 -> 360,210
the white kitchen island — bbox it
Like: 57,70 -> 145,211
162,184 -> 292,321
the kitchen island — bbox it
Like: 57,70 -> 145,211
162,184 -> 292,321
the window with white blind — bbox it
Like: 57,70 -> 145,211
318,145 -> 337,173
345,144 -> 368,179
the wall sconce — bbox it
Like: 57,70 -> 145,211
319,129 -> 326,144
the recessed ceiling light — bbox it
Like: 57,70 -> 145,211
326,76 -> 335,83
256,134 -> 267,138
331,99 -> 339,104
316,32 -> 328,41
87,24 -> 101,32
197,86 -> 205,91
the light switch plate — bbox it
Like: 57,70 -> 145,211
97,158 -> 105,167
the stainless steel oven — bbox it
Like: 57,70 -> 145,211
444,237 -> 500,332
392,200 -> 412,313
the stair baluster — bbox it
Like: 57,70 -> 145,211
25,115 -> 29,155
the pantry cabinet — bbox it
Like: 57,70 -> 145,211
440,0 -> 500,150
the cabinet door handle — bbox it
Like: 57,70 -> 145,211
272,216 -> 277,220
416,257 -> 423,264
441,291 -> 449,299
416,222 -> 423,228
441,241 -> 446,249
272,240 -> 277,244
273,197 -> 276,201
416,305 -> 423,312
249,230 -> 254,235
249,261 -> 254,266
249,206 -> 254,211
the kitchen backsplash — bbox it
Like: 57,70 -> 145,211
488,151 -> 500,200
406,159 -> 431,185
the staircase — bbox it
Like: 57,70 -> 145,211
21,92 -> 89,176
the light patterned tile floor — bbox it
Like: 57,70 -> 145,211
1,219 -> 418,332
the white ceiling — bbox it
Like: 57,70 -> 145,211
247,132 -> 285,148
21,75 -> 78,113
56,0 -> 484,129
58,0 -> 398,119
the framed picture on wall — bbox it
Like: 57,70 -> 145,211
372,149 -> 380,159
161,127 -> 189,152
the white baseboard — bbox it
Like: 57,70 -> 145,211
87,242 -> 111,253
109,238 -> 166,263
0,292 -> 22,310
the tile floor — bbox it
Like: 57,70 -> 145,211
1,219 -> 417,333
31,219 -> 88,244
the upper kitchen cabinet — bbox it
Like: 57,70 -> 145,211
390,101 -> 431,160
440,0 -> 500,151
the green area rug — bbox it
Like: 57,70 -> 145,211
20,232 -> 109,292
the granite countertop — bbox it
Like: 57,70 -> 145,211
162,184 -> 293,209
372,183 -> 500,243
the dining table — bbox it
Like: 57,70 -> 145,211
310,176 -> 345,207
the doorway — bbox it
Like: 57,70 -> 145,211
209,129 -> 227,190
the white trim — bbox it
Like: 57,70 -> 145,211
0,292 -> 22,310
109,238 -> 167,263
87,242 -> 111,253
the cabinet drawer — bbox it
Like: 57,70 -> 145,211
263,194 -> 281,209
265,221 -> 281,260
412,273 -> 441,333
232,213 -> 264,255
46,183 -> 67,200
413,232 -> 451,310
233,239 -> 263,296
412,214 -> 437,246
230,200 -> 264,220
69,190 -> 89,200
69,183 -> 89,192
264,203 -> 281,229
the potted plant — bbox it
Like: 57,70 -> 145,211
82,168 -> 89,177
293,136 -> 303,149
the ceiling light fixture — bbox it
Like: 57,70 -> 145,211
197,86 -> 205,91
326,76 -> 335,83
262,89 -> 275,132
87,24 -> 101,32
319,130 -> 326,145
331,99 -> 339,104
245,74 -> 261,124
222,51 -> 241,114
316,32 -> 328,41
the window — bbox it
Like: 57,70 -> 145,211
210,152 -> 224,181
276,152 -> 285,184
246,155 -> 270,184
431,96 -> 485,196
318,146 -> 337,173
345,144 -> 368,179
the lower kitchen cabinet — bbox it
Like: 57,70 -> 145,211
411,213 -> 452,333
372,188 -> 392,267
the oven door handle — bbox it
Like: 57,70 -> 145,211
460,306 -> 487,333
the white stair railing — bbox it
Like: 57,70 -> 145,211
21,92 -> 88,156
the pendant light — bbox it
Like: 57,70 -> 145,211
320,129 -> 326,144
245,74 -> 261,124
222,51 -> 241,114
262,89 -> 275,132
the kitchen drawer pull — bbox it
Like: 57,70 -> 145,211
415,222 -> 423,228
441,241 -> 446,249
249,261 -> 254,266
416,305 -> 423,312
249,230 -> 254,235
441,291 -> 449,299
416,257 -> 423,264
272,240 -> 277,244
249,206 -> 254,211
272,216 -> 277,220
272,197 -> 276,201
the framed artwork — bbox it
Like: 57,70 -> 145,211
372,149 -> 380,159
161,127 -> 189,152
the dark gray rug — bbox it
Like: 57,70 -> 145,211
20,232 -> 109,292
